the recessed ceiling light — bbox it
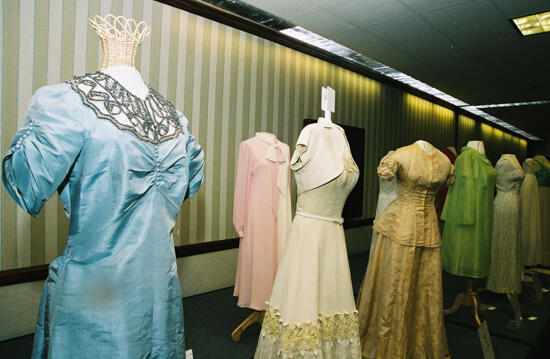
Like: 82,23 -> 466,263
512,11 -> 550,36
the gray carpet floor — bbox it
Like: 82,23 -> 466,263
1,252 -> 549,359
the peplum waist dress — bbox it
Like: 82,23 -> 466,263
357,142 -> 454,359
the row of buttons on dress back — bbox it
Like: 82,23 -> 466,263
13,120 -> 35,150
153,145 -> 163,185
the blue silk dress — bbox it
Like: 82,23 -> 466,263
2,72 -> 204,358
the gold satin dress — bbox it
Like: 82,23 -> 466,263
357,143 -> 454,359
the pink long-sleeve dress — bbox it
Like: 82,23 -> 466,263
233,132 -> 291,310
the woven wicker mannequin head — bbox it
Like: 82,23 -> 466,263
89,14 -> 151,70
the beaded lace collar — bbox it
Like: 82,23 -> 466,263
67,71 -> 182,144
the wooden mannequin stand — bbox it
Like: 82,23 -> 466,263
528,267 -> 550,299
444,278 -> 484,327
523,268 -> 543,302
530,266 -> 550,277
504,293 -> 523,332
445,279 -> 523,331
231,311 -> 265,342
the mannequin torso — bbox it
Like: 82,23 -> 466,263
415,139 -> 435,155
501,154 -> 522,170
534,155 -> 550,167
102,65 -> 149,100
467,140 -> 485,154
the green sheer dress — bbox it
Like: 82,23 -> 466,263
441,146 -> 496,278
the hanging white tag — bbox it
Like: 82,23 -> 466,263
477,320 -> 496,359
321,86 -> 335,113
185,349 -> 194,359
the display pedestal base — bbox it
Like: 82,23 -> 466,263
505,293 -> 523,332
444,278 -> 485,327
523,269 -> 543,302
231,311 -> 265,342
445,278 -> 497,358
530,267 -> 550,276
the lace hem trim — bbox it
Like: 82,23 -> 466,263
260,305 -> 359,356
67,71 -> 182,144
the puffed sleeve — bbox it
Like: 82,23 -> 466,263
290,125 -> 312,170
233,141 -> 251,237
377,152 -> 398,181
2,84 -> 87,217
180,113 -> 204,200
446,164 -> 456,185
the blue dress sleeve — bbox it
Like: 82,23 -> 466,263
2,84 -> 87,217
178,112 -> 204,200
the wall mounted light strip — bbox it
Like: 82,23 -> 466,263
195,0 -> 542,140
281,26 -> 541,140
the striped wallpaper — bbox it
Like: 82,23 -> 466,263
0,0 -> 527,270
457,114 -> 527,165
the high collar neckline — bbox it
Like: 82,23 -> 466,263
255,132 -> 278,144
317,117 -> 334,128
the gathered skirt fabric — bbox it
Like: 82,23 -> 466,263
520,174 -> 542,266
487,191 -> 522,293
357,235 -> 450,359
254,215 -> 361,359
255,169 -> 361,359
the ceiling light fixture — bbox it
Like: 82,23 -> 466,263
196,2 -> 543,140
473,100 -> 550,109
280,26 -> 468,107
461,106 -> 537,139
512,11 -> 550,36
280,26 -> 541,140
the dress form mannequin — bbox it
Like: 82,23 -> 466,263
103,66 -> 149,99
231,131 -> 292,342
444,139 -> 493,328
90,14 -> 150,99
487,153 -> 525,330
534,155 -> 550,167
467,140 -> 485,154
5,13 -> 205,358
416,140 -> 435,155
502,154 -> 522,169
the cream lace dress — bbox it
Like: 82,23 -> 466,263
254,127 -> 361,359
520,158 -> 542,266
487,154 -> 525,293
